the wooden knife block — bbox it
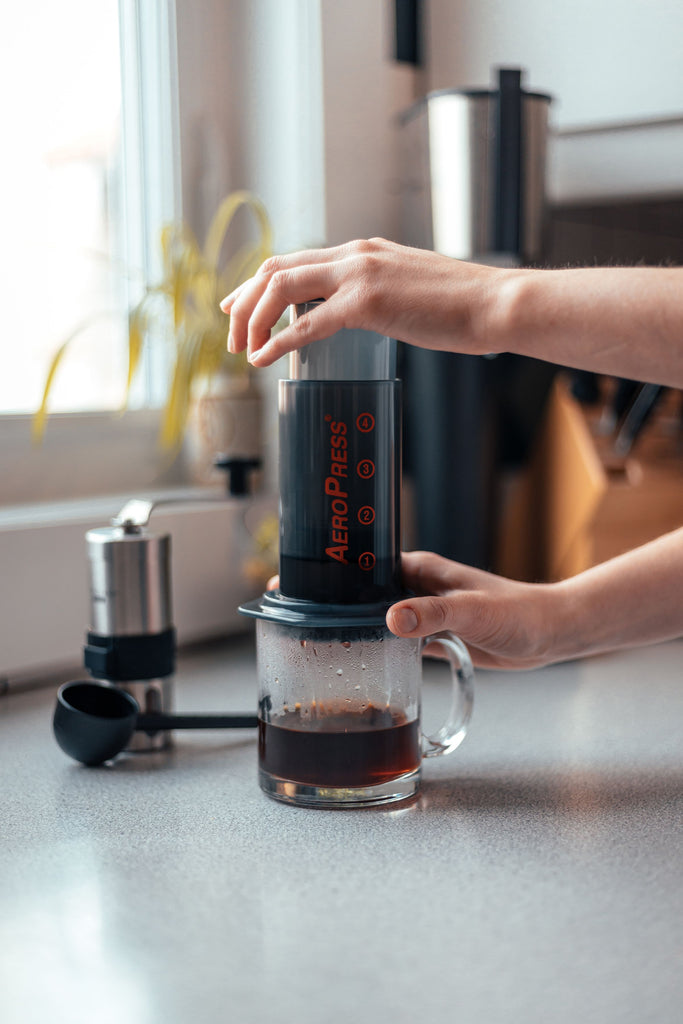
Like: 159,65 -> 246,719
497,377 -> 683,581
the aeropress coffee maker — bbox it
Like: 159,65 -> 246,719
240,301 -> 474,808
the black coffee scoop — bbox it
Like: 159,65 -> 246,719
54,679 -> 258,766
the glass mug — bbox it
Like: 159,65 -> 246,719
255,618 -> 474,808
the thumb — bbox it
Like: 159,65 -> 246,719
387,593 -> 487,645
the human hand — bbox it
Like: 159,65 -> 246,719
220,237 -> 508,367
387,551 -> 563,670
266,551 -> 563,671
268,530 -> 683,668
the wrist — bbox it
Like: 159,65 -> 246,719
523,579 -> 580,666
546,572 -> 623,663
479,267 -> 535,356
543,578 -> 591,663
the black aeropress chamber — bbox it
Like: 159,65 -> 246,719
240,300 -> 403,629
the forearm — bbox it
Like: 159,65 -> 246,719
550,527 -> 683,661
223,240 -> 683,383
494,266 -> 683,388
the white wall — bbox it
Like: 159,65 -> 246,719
176,0 -> 683,241
175,0 -> 325,252
175,0 -> 415,251
424,0 -> 683,128
174,0 -> 241,242
319,0 -> 415,244
174,0 -> 330,495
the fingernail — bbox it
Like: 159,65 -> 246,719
226,332 -> 234,354
248,347 -> 265,365
219,292 -> 235,312
392,607 -> 418,634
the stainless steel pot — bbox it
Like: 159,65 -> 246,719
400,68 -> 551,264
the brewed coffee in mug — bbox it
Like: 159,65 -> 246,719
255,618 -> 474,808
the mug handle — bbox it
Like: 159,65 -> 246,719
420,631 -> 474,758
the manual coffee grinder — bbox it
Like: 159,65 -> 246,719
84,500 -> 176,752
81,461 -> 260,756
240,302 -> 474,808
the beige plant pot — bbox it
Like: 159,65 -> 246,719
185,370 -> 263,487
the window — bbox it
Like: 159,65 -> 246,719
0,0 -> 180,504
1,1 -> 126,415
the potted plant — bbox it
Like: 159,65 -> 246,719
34,190 -> 273,482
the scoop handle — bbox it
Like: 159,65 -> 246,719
136,712 -> 258,732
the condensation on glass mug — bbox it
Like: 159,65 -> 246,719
255,617 -> 474,808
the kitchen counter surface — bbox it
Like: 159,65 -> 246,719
2,633 -> 682,1024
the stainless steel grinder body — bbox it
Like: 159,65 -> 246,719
85,522 -> 175,751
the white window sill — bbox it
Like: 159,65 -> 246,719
0,410 -> 189,507
0,487 -> 271,692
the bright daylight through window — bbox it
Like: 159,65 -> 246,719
0,1 -> 131,416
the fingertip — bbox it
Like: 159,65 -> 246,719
248,345 -> 267,366
249,345 -> 282,368
387,605 -> 419,636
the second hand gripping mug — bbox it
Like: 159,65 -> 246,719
255,618 -> 474,808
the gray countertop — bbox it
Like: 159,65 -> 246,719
2,633 -> 682,1024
